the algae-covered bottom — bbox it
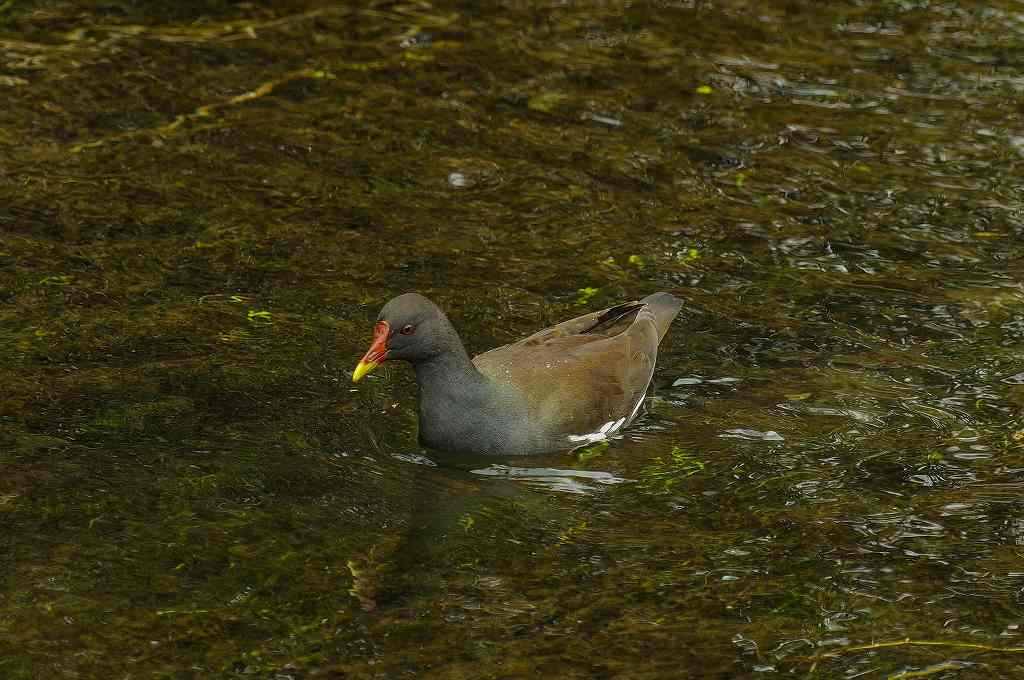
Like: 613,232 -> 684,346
2,0 -> 1023,677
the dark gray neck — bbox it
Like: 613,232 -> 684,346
410,312 -> 485,395
412,331 -> 501,452
413,346 -> 487,397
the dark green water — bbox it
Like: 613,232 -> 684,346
2,1 -> 1024,677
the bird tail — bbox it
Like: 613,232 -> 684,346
641,292 -> 683,342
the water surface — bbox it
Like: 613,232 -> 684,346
2,1 -> 1024,677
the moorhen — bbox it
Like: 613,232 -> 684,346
352,292 -> 682,455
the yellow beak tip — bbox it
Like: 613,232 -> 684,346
352,360 -> 378,383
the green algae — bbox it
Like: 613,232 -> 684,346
638,446 -> 706,494
2,0 -> 1024,677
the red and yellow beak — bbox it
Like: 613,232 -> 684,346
352,321 -> 390,382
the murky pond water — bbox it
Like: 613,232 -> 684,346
3,0 -> 1024,677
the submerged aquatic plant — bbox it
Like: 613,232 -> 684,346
639,446 -> 705,494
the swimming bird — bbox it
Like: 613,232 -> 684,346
352,292 -> 682,456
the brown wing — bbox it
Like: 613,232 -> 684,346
472,301 -> 662,442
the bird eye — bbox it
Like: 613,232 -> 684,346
400,324 -> 415,335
